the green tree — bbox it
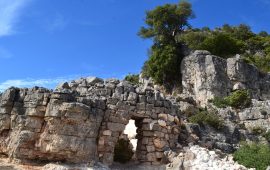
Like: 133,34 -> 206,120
180,30 -> 209,50
246,36 -> 265,54
144,44 -> 182,85
200,33 -> 244,58
221,24 -> 254,41
139,1 -> 195,88
259,31 -> 269,37
139,1 -> 194,42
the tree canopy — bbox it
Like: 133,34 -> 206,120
139,1 -> 270,89
139,1 -> 194,89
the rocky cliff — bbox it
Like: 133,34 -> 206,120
179,50 -> 270,157
181,50 -> 270,106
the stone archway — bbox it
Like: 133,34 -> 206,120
97,99 -> 181,165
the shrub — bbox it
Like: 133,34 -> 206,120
114,138 -> 134,163
211,90 -> 251,109
244,54 -> 270,73
263,131 -> 270,142
210,97 -> 228,108
233,143 -> 270,170
251,126 -> 266,135
189,111 -> 206,125
225,90 -> 251,109
124,74 -> 140,85
200,33 -> 244,58
189,111 -> 224,130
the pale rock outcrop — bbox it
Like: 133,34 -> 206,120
181,50 -> 270,106
238,99 -> 270,131
181,51 -> 230,107
166,145 -> 252,170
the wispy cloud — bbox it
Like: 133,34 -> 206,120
0,0 -> 32,37
0,72 -> 126,92
45,14 -> 68,33
0,76 -> 79,92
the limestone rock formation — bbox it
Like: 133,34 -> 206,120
181,50 -> 270,106
0,77 -> 181,166
166,145 -> 251,170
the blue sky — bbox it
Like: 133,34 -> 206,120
0,0 -> 269,91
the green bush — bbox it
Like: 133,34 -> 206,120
211,90 -> 251,109
225,90 -> 251,109
189,111 -> 224,130
263,131 -> 270,142
233,143 -> 270,170
200,33 -> 244,58
210,97 -> 228,108
189,111 -> 206,125
114,138 -> 134,163
244,54 -> 270,73
124,74 -> 140,85
251,126 -> 266,135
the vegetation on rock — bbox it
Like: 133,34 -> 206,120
211,90 -> 251,109
263,131 -> 270,142
180,30 -> 244,58
139,1 -> 270,88
251,126 -> 266,135
124,74 -> 140,85
189,111 -> 224,130
233,143 -> 270,170
244,54 -> 270,73
180,24 -> 270,67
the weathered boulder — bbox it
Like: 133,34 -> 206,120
181,51 -> 230,106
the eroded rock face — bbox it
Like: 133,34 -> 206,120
181,50 -> 270,106
181,51 -> 231,107
238,99 -> 270,131
166,145 -> 251,170
0,77 -> 181,166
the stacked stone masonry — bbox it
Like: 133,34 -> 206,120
0,77 -> 181,165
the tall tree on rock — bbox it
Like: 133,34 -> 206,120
139,1 -> 195,90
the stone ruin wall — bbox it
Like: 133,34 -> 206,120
0,77 -> 181,166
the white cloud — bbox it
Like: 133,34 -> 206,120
0,0 -> 32,37
0,73 -> 125,92
0,76 -> 78,92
